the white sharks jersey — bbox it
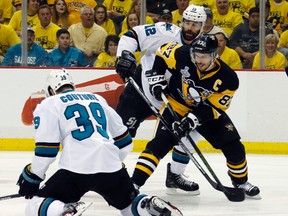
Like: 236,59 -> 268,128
117,22 -> 184,109
31,90 -> 132,179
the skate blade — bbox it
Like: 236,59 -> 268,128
166,188 -> 200,196
152,197 -> 183,216
73,202 -> 93,216
245,194 -> 262,200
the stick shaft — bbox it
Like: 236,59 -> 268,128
128,77 -> 244,201
0,194 -> 22,201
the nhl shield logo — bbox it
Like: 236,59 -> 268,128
225,123 -> 234,132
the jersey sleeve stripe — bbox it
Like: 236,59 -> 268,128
114,131 -> 132,149
35,142 -> 60,157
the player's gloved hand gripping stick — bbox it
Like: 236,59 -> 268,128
127,76 -> 245,202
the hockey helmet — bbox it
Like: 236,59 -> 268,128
182,5 -> 207,25
192,34 -> 218,54
191,34 -> 218,71
46,69 -> 74,96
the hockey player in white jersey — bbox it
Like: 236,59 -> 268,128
115,5 -> 206,195
16,69 -> 183,216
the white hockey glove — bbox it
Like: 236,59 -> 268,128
116,50 -> 137,82
172,112 -> 200,137
145,69 -> 167,101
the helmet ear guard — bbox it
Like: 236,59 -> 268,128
46,68 -> 75,97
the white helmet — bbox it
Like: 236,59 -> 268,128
46,69 -> 74,96
182,5 -> 207,24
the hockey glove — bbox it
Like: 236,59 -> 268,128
17,164 -> 43,199
115,50 -> 137,82
172,112 -> 200,137
145,69 -> 167,101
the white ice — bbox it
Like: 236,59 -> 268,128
0,152 -> 287,216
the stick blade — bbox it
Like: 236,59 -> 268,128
223,187 -> 245,202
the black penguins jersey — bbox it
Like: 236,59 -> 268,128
153,42 -> 239,122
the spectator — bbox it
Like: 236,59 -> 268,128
68,6 -> 108,66
118,12 -> 141,63
146,0 -> 177,23
103,0 -> 132,28
158,8 -> 173,23
172,0 -> 189,27
189,0 -> 216,12
229,7 -> 271,69
94,5 -> 117,35
202,7 -> 227,36
252,33 -> 287,70
9,0 -> 41,36
1,27 -> 50,66
0,23 -> 21,64
228,0 -> 255,19
213,0 -> 244,37
267,0 -> 288,35
12,0 -> 22,11
34,4 -> 61,51
49,29 -> 88,67
94,34 -> 119,67
264,0 -> 279,39
64,0 -> 97,23
121,0 -> 154,34
52,0 -> 77,29
215,32 -> 242,69
0,0 -> 13,24
278,29 -> 288,60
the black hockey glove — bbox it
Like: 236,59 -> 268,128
172,112 -> 200,137
17,164 -> 43,199
145,69 -> 167,101
115,50 -> 137,82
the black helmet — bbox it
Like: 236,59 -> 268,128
192,34 -> 218,54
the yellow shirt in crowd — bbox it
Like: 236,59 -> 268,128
268,0 -> 288,35
64,0 -> 97,23
9,10 -> 40,31
100,19 -> 117,35
228,0 -> 255,17
278,29 -> 288,48
219,46 -> 242,70
34,22 -> 61,50
103,0 -> 132,16
0,24 -> 21,57
213,10 -> 243,37
172,10 -> 183,27
0,0 -> 13,24
94,52 -> 117,67
252,51 -> 287,70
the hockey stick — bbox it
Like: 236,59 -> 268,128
127,77 -> 244,202
285,66 -> 288,77
160,93 -> 245,202
0,194 -> 22,201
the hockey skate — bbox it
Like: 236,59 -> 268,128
61,201 -> 93,216
166,163 -> 200,196
144,196 -> 183,216
233,181 -> 261,200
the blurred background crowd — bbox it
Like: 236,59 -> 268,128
0,0 -> 288,70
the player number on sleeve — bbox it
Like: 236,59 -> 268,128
218,95 -> 232,107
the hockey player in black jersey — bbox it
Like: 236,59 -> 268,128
131,34 -> 261,199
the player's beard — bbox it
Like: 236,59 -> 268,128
182,28 -> 199,42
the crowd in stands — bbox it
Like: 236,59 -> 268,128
0,0 -> 288,69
